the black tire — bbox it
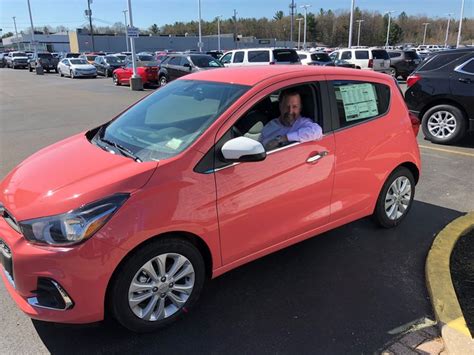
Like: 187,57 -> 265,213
108,238 -> 205,333
159,76 -> 167,87
104,69 -> 109,78
55,67 -> 58,73
46,69 -> 50,73
29,65 -> 33,72
113,74 -> 121,86
421,104 -> 466,144
389,66 -> 398,78
373,166 -> 415,228
70,70 -> 74,79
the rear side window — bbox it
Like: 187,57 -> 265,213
355,51 -> 369,59
248,50 -> 270,63
418,52 -> 465,71
273,49 -> 299,63
168,57 -> 181,65
341,51 -> 352,60
371,50 -> 390,60
233,51 -> 244,63
388,52 -> 402,58
331,81 -> 390,128
456,58 -> 474,75
404,51 -> 419,59
311,53 -> 331,62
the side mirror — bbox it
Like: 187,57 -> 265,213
221,136 -> 266,163
183,63 -> 192,70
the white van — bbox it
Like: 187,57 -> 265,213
220,48 -> 301,67
329,48 -> 391,74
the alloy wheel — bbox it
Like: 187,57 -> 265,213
427,111 -> 457,139
128,253 -> 195,321
384,176 -> 412,221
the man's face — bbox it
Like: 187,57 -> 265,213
279,94 -> 302,127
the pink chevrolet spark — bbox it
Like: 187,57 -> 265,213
0,66 -> 420,332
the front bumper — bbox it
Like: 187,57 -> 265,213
0,217 -> 120,324
74,71 -> 97,77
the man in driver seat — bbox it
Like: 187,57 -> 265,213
260,89 -> 323,150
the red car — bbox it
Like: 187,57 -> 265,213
0,66 -> 420,332
112,61 -> 159,86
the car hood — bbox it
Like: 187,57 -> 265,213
71,64 -> 96,70
0,133 -> 157,221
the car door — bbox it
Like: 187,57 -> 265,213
325,76 -> 393,223
166,56 -> 181,80
176,57 -> 192,78
229,50 -> 245,67
212,77 -> 336,265
120,62 -> 133,83
451,56 -> 474,117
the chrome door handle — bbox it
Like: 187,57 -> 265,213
306,151 -> 328,163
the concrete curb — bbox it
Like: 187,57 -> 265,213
426,212 -> 474,355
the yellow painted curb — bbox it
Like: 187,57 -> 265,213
426,212 -> 474,354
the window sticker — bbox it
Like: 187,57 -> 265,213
166,138 -> 183,150
339,84 -> 379,121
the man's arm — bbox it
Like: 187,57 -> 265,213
287,118 -> 323,142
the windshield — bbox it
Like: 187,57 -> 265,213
13,52 -> 27,57
105,56 -> 122,63
100,80 -> 249,161
86,55 -> 97,61
70,59 -> 89,65
38,53 -> 53,58
190,56 -> 223,68
137,54 -> 154,61
310,53 -> 331,62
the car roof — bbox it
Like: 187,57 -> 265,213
184,65 -> 390,86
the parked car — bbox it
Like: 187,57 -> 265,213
112,53 -> 127,61
220,48 -> 301,67
0,53 -> 7,68
0,66 -> 421,332
6,51 -> 29,69
158,53 -> 223,87
57,58 -> 97,78
297,51 -> 334,66
387,50 -> 422,79
329,48 -> 391,74
28,52 -> 59,73
93,55 -> 124,77
63,52 -> 81,59
80,52 -> 105,64
125,53 -> 155,63
405,48 -> 474,144
112,60 -> 159,86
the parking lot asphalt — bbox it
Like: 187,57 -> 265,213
0,69 -> 473,354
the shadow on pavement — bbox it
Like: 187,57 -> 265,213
32,200 -> 463,354
421,132 -> 474,149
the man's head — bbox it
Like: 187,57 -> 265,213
279,90 -> 302,127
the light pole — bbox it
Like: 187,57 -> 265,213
127,0 -> 142,90
122,9 -> 130,52
356,19 -> 364,47
422,23 -> 430,45
87,0 -> 95,52
26,0 -> 37,55
198,0 -> 203,52
296,17 -> 303,49
444,13 -> 453,48
217,15 -> 222,52
456,0 -> 465,48
300,4 -> 311,50
348,0 -> 355,48
384,11 -> 396,48
12,16 -> 20,50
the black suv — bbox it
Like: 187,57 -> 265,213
405,48 -> 474,144
158,54 -> 223,87
28,52 -> 59,73
93,55 -> 124,77
387,50 -> 421,80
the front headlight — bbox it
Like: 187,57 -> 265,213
19,193 -> 129,246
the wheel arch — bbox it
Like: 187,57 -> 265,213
104,231 -> 213,317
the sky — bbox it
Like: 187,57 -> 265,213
0,0 -> 472,34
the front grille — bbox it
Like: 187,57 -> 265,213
0,204 -> 20,233
0,239 -> 14,282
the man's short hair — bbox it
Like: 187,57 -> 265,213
278,89 -> 301,103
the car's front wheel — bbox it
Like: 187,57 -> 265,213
159,76 -> 167,87
70,70 -> 75,79
108,238 -> 205,333
373,166 -> 415,228
421,104 -> 466,144
113,73 -> 121,86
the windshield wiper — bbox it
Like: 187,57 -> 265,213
99,136 -> 142,162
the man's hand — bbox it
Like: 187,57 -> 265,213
264,135 -> 288,150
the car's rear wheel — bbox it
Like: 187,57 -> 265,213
421,104 -> 466,144
113,73 -> 121,86
70,70 -> 75,79
28,65 -> 33,72
159,76 -> 167,87
389,66 -> 397,78
108,238 -> 205,333
373,167 -> 415,228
